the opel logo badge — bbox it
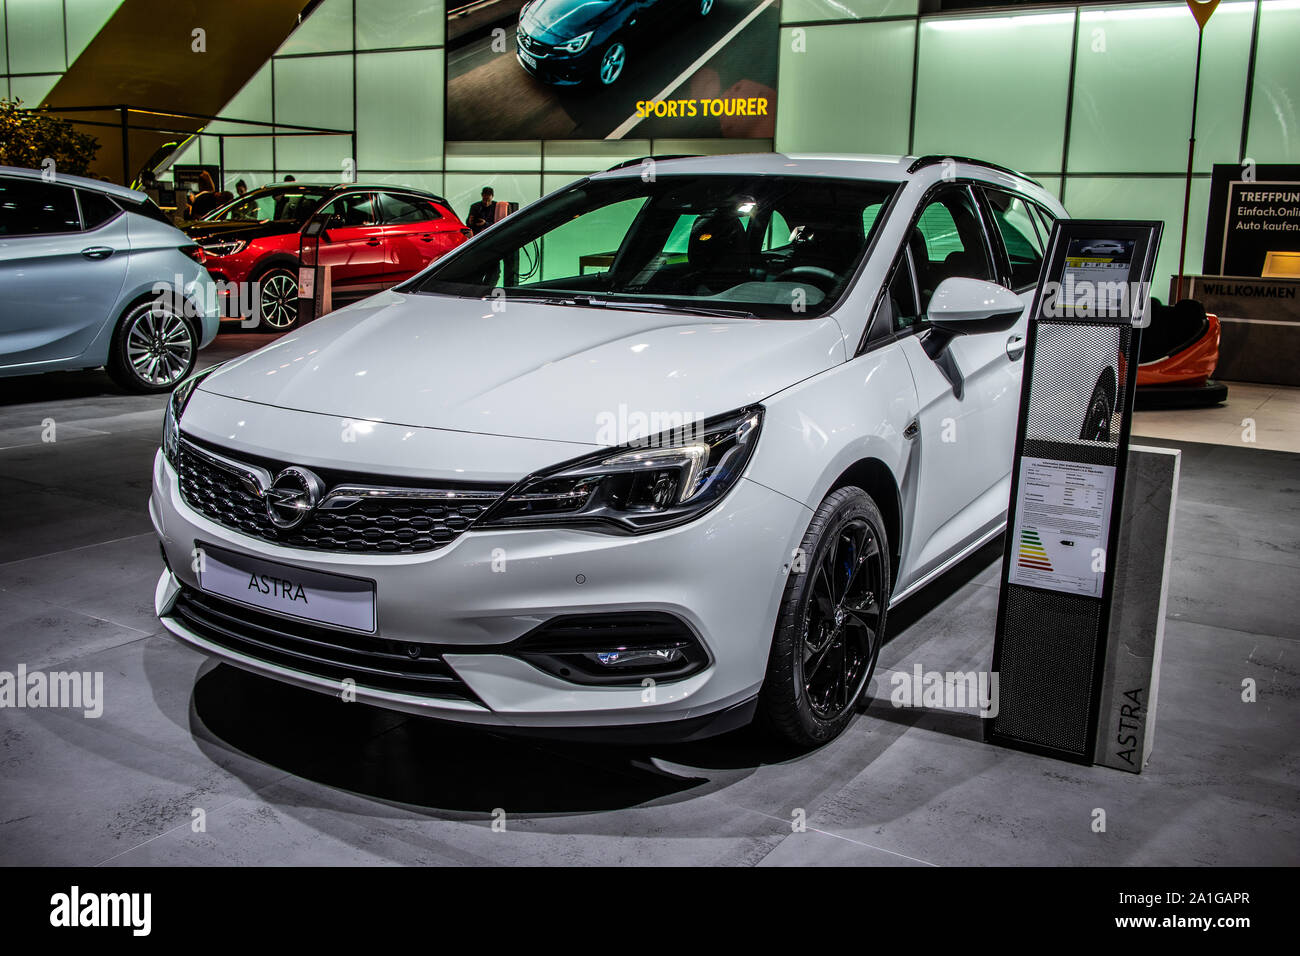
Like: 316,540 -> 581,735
264,466 -> 324,529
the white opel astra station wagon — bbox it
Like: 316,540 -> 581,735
152,154 -> 1104,746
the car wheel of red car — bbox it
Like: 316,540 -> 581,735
255,267 -> 299,333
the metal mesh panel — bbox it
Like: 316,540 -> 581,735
1024,321 -> 1133,454
991,584 -> 1102,756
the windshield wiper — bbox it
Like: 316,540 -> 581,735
564,296 -> 758,320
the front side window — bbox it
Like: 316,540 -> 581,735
910,186 -> 996,313
984,189 -> 1045,290
0,178 -> 80,236
407,175 -> 897,319
208,187 -> 329,223
320,192 -> 379,228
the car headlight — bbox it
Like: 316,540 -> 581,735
558,31 -> 593,53
476,406 -> 762,534
162,367 -> 217,467
197,238 -> 247,257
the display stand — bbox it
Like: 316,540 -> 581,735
297,216 -> 327,326
987,220 -> 1164,766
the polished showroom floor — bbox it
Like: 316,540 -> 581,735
0,333 -> 1295,865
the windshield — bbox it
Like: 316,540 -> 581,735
205,187 -> 329,223
405,175 -> 897,318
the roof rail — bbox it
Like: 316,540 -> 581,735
906,155 -> 1042,187
604,154 -> 700,172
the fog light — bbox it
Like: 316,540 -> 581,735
513,612 -> 709,686
590,645 -> 685,667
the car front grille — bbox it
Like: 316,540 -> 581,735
172,586 -> 479,701
517,31 -> 555,56
176,436 -> 507,555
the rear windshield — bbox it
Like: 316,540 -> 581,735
405,175 -> 897,319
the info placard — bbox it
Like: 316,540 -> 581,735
1007,457 -> 1116,598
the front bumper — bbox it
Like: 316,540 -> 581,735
515,38 -> 592,86
151,444 -> 809,736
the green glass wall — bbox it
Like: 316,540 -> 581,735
777,0 -> 1300,288
1,0 -> 124,105
95,0 -> 1300,289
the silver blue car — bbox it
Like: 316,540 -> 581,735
0,166 -> 219,392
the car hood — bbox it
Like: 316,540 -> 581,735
184,219 -> 298,242
198,290 -> 847,445
520,0 -> 612,41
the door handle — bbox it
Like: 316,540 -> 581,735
1006,334 -> 1026,361
418,234 -> 434,242
80,246 -> 113,260
365,238 -> 382,246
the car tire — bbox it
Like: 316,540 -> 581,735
758,486 -> 891,748
106,298 -> 199,394
253,266 -> 300,333
597,41 -> 627,86
1080,372 -> 1116,441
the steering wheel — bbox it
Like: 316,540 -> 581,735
774,266 -> 838,293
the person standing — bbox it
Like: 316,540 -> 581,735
466,186 -> 496,235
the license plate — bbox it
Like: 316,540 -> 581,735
196,544 -> 375,633
518,50 -> 537,69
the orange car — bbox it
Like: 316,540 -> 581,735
1135,299 -> 1228,408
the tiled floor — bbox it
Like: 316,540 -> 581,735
0,345 -> 1296,866
1133,381 -> 1300,453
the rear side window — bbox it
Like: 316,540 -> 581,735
1032,203 -> 1059,245
984,189 -> 1046,291
378,193 -> 442,224
77,189 -> 122,230
0,177 -> 81,236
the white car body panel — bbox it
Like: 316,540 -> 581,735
199,289 -> 847,445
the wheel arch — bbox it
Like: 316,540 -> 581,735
826,457 -> 903,581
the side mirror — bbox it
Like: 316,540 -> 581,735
927,277 -> 1023,335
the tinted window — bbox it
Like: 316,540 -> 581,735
1033,203 -> 1058,245
77,189 -> 122,230
985,190 -> 1046,290
911,187 -> 996,313
0,178 -> 81,236
378,193 -> 441,224
409,175 -> 897,319
320,192 -> 379,227
876,250 -> 920,334
209,187 -> 328,222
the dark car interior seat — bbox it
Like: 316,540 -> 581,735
1140,298 -> 1210,363
688,213 -> 750,292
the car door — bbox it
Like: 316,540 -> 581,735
976,187 -> 1048,467
0,178 -> 130,371
895,185 -> 1011,587
375,192 -> 465,281
314,191 -> 388,293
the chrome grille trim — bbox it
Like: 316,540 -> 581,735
175,436 -> 506,554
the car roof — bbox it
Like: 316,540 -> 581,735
247,182 -> 449,203
0,164 -> 148,203
594,152 -> 1040,189
591,152 -> 1061,212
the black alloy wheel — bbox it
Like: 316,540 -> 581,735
759,486 -> 891,746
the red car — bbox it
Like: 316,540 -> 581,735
1135,298 -> 1228,407
186,183 -> 471,331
